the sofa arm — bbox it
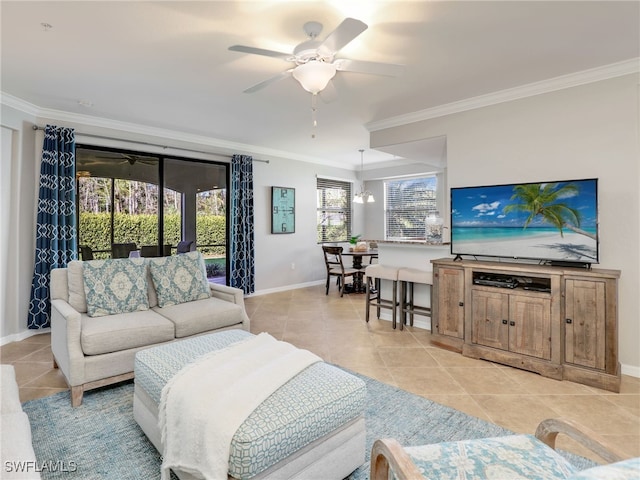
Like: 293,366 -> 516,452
209,283 -> 250,329
50,299 -> 85,386
1,366 -> 41,479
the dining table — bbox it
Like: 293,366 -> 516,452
341,248 -> 378,293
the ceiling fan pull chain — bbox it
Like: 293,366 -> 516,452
311,93 -> 318,139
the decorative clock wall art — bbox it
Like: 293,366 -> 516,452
271,187 -> 295,234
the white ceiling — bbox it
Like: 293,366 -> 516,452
1,1 -> 638,169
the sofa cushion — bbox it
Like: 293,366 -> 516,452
0,365 -> 22,414
147,251 -> 211,308
83,258 -> 149,317
153,296 -> 244,338
67,260 -> 87,313
80,310 -> 175,355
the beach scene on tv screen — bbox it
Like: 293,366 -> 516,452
451,179 -> 598,263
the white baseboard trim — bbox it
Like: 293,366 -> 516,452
377,312 -> 431,331
621,364 -> 640,378
250,280 -> 325,297
0,328 -> 50,346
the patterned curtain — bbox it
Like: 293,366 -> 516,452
28,125 -> 76,329
229,154 -> 255,294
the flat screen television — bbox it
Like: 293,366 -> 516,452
450,178 -> 598,265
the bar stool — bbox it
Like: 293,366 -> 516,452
364,264 -> 400,329
398,267 -> 433,330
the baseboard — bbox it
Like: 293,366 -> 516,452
250,280 -> 325,297
621,363 -> 640,378
377,312 -> 431,331
0,328 -> 51,346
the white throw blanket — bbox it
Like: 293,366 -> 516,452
159,333 -> 321,480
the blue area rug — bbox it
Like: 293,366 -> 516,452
22,372 -> 595,479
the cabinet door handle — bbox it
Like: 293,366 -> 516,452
502,319 -> 508,325
566,318 -> 572,324
509,321 -> 515,326
459,302 -> 464,307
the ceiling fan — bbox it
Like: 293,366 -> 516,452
82,153 -> 157,167
229,18 -> 404,96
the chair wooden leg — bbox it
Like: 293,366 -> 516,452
365,279 -> 371,322
409,282 -> 415,326
326,276 -> 330,295
375,278 -> 381,318
340,274 -> 345,297
392,280 -> 398,329
400,281 -> 407,328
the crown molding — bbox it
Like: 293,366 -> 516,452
1,92 -> 40,116
0,94 -> 351,169
366,58 -> 640,132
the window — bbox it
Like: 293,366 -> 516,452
385,176 -> 437,239
317,178 -> 352,243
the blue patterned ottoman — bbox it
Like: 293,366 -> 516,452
133,330 -> 366,480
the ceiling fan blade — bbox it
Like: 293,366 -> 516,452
318,81 -> 338,103
334,58 -> 404,77
243,70 -> 293,93
320,18 -> 367,53
229,45 -> 292,61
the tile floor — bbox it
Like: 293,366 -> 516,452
2,284 -> 639,463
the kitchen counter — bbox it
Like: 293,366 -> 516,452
374,239 -> 451,246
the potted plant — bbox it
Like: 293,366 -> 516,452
349,234 -> 361,251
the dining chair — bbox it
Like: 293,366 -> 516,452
176,240 -> 194,254
111,242 -> 137,259
322,245 -> 359,297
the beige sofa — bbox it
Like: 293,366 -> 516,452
0,365 -> 41,479
50,252 -> 250,407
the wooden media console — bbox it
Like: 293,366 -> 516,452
430,258 -> 621,392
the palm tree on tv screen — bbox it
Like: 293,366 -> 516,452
503,183 -> 596,240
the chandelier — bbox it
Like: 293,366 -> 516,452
353,149 -> 374,203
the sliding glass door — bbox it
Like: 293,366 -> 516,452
75,146 -> 229,284
164,158 -> 228,284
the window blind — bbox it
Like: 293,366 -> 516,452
317,178 -> 352,243
385,176 -> 437,239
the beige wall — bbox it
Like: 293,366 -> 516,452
370,74 -> 640,376
0,105 -> 38,342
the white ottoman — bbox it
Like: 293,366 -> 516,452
133,330 -> 366,480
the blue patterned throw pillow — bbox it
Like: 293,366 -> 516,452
148,251 -> 211,308
82,258 -> 149,317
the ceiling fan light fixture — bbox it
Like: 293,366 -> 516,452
292,60 -> 337,94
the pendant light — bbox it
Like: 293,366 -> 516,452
353,149 -> 375,203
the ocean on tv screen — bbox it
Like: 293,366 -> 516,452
451,179 -> 598,263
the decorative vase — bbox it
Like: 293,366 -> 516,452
425,211 -> 444,244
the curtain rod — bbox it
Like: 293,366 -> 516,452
31,125 -> 269,163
